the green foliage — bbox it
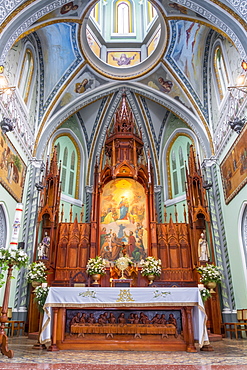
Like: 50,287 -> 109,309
200,287 -> 211,302
0,248 -> 29,288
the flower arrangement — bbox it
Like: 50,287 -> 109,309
26,261 -> 47,283
199,287 -> 211,302
0,248 -> 29,288
86,256 -> 106,275
140,256 -> 162,277
34,285 -> 50,312
197,263 -> 222,284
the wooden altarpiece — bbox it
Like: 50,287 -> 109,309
30,94 -> 222,350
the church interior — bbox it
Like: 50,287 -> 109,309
0,0 -> 247,368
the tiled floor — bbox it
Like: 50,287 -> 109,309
1,337 -> 247,369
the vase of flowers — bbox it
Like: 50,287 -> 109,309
0,248 -> 29,288
86,256 -> 106,285
140,256 -> 162,285
27,261 -> 47,287
197,263 -> 222,293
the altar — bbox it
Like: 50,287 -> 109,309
40,287 -> 209,352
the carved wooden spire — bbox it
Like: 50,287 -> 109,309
114,93 -> 134,134
102,93 -> 147,181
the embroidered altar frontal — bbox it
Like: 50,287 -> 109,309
41,287 -> 208,352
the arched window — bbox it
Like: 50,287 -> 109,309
18,48 -> 34,104
115,0 -> 132,34
241,205 -> 247,268
55,136 -> 78,198
147,1 -> 157,25
213,46 -> 229,101
0,205 -> 7,249
168,135 -> 192,198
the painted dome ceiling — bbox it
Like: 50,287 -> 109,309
1,0 -> 246,162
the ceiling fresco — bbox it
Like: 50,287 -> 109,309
1,0 -> 246,166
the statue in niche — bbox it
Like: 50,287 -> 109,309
37,232 -> 50,260
198,232 -> 210,261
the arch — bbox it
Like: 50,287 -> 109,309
1,0 -> 247,66
161,128 -> 200,202
113,0 -> 133,34
18,47 -> 35,105
212,42 -> 229,102
239,202 -> 247,290
0,203 -> 8,249
167,134 -> 193,199
35,83 -> 212,187
53,133 -> 81,199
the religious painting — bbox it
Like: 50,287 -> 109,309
139,66 -> 194,112
171,21 -> 208,100
100,178 -> 147,263
0,134 -> 26,202
147,29 -> 161,56
86,29 -> 101,58
107,52 -> 140,67
33,1 -> 82,24
221,124 -> 247,204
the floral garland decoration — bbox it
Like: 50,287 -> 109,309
199,287 -> 211,302
140,256 -> 162,277
0,248 -> 29,288
34,285 -> 50,312
86,256 -> 106,275
26,261 -> 47,283
197,263 -> 222,285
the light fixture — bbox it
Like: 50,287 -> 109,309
0,116 -> 14,134
202,179 -> 213,191
228,117 -> 246,134
228,60 -> 247,94
0,65 -> 16,95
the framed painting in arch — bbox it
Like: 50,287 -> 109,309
0,133 -> 26,202
220,124 -> 247,204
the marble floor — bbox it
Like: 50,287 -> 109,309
1,337 -> 247,370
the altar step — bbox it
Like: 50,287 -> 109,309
208,332 -> 223,341
58,334 -> 189,352
28,332 -> 39,340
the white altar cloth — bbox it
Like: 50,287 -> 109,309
40,287 -> 208,347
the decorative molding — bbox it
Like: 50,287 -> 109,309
61,194 -> 83,207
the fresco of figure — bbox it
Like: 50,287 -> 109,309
118,196 -> 129,220
112,53 -> 136,66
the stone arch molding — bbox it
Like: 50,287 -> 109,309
0,203 -> 8,249
160,128 -> 200,201
49,127 -> 87,201
1,0 -> 247,64
36,83 -> 212,186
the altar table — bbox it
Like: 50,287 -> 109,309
40,287 -> 209,351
